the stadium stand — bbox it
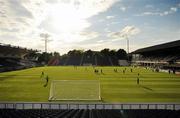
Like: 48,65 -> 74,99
0,109 -> 179,118
0,102 -> 180,118
131,40 -> 180,73
0,103 -> 180,118
0,43 -> 39,72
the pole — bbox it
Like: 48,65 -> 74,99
127,37 -> 129,54
125,35 -> 129,54
40,33 -> 52,65
44,34 -> 49,53
125,35 -> 129,61
45,38 -> 47,53
40,33 -> 51,53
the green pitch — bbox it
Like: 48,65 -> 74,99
0,66 -> 180,102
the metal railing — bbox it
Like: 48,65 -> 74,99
0,103 -> 180,110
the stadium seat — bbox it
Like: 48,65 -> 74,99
0,109 -> 179,118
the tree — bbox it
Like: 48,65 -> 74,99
85,50 -> 93,57
116,49 -> 127,60
109,50 -> 116,58
37,52 -> 53,64
53,52 -> 60,57
66,50 -> 84,65
100,48 -> 110,57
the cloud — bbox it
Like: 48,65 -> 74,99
106,15 -> 115,19
78,31 -> 99,41
104,28 -> 111,32
145,5 -> 154,9
0,0 -> 118,53
160,7 -> 177,16
96,40 -> 104,43
120,6 -> 126,11
0,0 -> 45,36
98,19 -> 105,22
111,21 -> 120,25
0,0 -> 118,33
0,0 -> 33,18
108,25 -> 140,39
68,39 -> 120,52
170,7 -> 177,11
75,0 -> 118,18
135,6 -> 178,16
117,4 -> 127,12
47,31 -> 99,44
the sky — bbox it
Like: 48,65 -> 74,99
0,0 -> 180,54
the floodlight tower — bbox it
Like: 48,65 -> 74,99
125,35 -> 130,62
122,27 -> 136,58
120,34 -> 130,62
40,33 -> 52,53
121,34 -> 129,55
125,34 -> 129,54
40,33 -> 52,64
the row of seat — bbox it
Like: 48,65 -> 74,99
138,54 -> 180,62
0,109 -> 179,118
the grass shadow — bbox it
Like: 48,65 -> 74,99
101,72 -> 106,75
0,74 -> 17,81
140,85 -> 153,91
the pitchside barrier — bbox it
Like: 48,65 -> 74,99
0,103 -> 180,110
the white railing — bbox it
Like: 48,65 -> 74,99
0,103 -> 180,110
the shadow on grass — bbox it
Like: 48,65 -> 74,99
139,85 -> 153,91
0,74 -> 17,81
95,72 -> 106,75
101,72 -> 106,75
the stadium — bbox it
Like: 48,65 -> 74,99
1,0 -> 180,118
0,40 -> 180,117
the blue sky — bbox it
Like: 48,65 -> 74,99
0,0 -> 180,54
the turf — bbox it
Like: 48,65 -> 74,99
0,66 -> 180,103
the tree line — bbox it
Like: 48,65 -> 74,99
35,48 -> 128,66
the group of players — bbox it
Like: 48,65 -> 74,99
41,67 -> 141,87
93,67 -> 140,85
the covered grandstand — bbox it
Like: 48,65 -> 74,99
131,40 -> 180,72
0,43 -> 39,72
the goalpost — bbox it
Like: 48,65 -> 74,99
49,80 -> 101,101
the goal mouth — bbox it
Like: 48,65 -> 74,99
49,80 -> 101,101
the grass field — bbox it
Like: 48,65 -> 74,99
0,66 -> 180,103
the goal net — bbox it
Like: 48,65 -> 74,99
49,80 -> 101,101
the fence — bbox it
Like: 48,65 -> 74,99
0,103 -> 180,110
